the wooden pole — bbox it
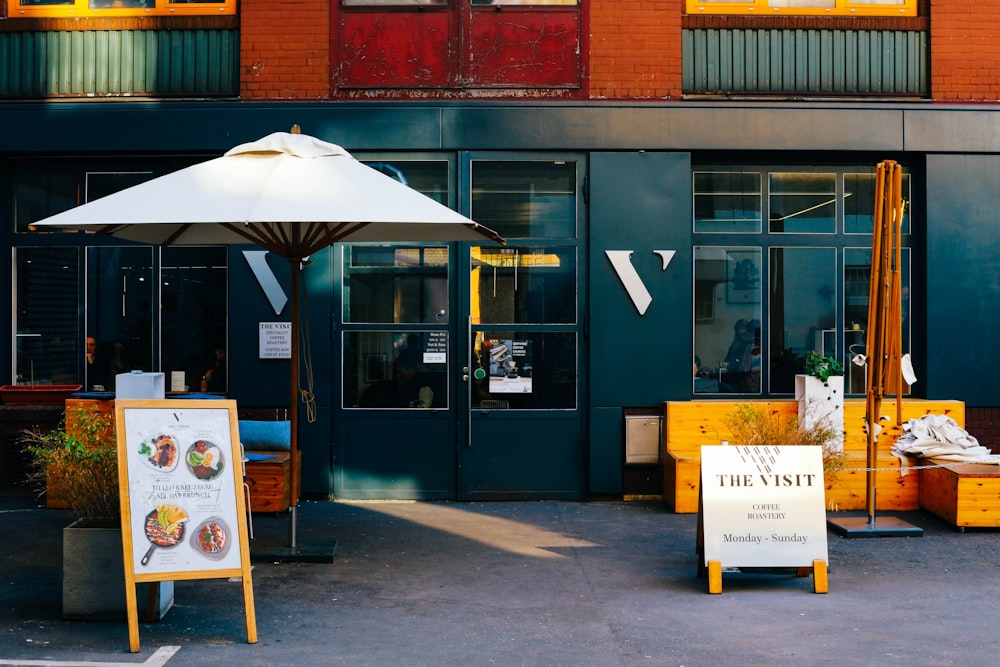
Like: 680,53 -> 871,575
288,255 -> 301,548
865,162 -> 887,525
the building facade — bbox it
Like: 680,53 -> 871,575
3,0 -> 1000,500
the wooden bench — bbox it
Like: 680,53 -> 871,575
236,408 -> 293,514
919,463 -> 1000,529
663,399 -> 966,514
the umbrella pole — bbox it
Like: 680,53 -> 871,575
289,256 -> 301,549
249,256 -> 335,563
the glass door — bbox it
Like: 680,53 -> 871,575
333,155 -> 585,500
458,157 -> 584,500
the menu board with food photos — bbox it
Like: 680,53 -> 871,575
115,399 -> 256,652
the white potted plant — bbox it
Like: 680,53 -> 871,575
796,351 -> 845,453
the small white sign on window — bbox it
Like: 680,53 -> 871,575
258,322 -> 292,359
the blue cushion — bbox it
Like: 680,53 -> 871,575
238,420 -> 291,452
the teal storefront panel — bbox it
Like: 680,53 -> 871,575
588,152 -> 691,495
0,30 -> 238,98
589,151 -> 693,409
925,154 -> 1000,407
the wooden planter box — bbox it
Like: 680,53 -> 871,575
919,463 -> 1000,528
245,451 -> 292,512
662,399 -> 965,514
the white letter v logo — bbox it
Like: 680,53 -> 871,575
605,250 -> 675,315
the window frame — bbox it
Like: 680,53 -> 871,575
691,164 -> 914,398
7,0 -> 235,19
685,0 -> 916,17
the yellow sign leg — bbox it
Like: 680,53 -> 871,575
812,560 -> 829,594
707,560 -> 723,594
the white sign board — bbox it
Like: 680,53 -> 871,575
258,321 -> 292,359
700,445 -> 828,568
115,399 -> 256,652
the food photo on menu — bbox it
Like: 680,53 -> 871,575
141,503 -> 188,566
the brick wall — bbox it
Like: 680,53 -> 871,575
965,407 -> 1000,454
240,0 -> 330,100
589,0 -> 683,99
930,0 -> 1000,102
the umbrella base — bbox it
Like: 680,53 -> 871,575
827,515 -> 924,538
250,539 -> 337,564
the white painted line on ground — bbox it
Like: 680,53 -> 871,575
0,645 -> 180,667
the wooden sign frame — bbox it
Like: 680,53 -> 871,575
697,444 -> 829,594
115,399 -> 257,652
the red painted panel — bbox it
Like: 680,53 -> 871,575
339,12 -> 453,88
467,11 -> 580,87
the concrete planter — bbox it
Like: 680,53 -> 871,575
63,522 -> 173,621
795,374 -> 844,453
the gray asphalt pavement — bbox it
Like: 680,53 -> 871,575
1,494 -> 998,666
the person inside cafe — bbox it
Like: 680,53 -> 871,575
85,336 -> 111,391
722,318 -> 761,393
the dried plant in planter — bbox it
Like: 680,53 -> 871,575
22,405 -> 120,528
723,403 -> 846,487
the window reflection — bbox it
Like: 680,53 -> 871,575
161,247 -> 228,394
471,331 -> 576,409
768,173 -> 836,234
693,247 -> 763,395
85,247 -> 154,390
471,246 -> 576,324
345,331 -> 448,409
845,172 -> 911,234
344,246 -> 449,324
471,161 -> 576,239
843,247 -> 910,394
693,171 -> 762,233
14,247 -> 80,386
769,247 -> 837,393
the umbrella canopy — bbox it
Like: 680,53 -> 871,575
31,131 -> 503,252
864,159 -> 905,523
31,129 -> 504,549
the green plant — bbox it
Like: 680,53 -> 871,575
803,350 -> 844,383
22,406 -> 119,528
723,403 -> 846,486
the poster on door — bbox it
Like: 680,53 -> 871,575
117,400 -> 247,575
488,339 -> 532,394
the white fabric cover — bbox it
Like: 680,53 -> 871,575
892,414 -> 998,466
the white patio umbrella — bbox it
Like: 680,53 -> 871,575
30,128 -> 504,554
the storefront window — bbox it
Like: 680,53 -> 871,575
471,160 -> 576,239
769,247 -> 836,393
8,0 -> 235,17
471,331 -> 576,409
685,0 -> 916,17
344,331 -> 448,409
344,246 -> 450,324
843,247 -> 910,394
769,173 -> 836,234
471,246 -> 576,324
13,169 -> 78,234
693,247 -> 763,395
161,247 -> 228,394
85,247 -> 154,391
692,164 -> 914,396
14,247 -> 80,386
693,171 -> 762,234
845,172 -> 911,234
